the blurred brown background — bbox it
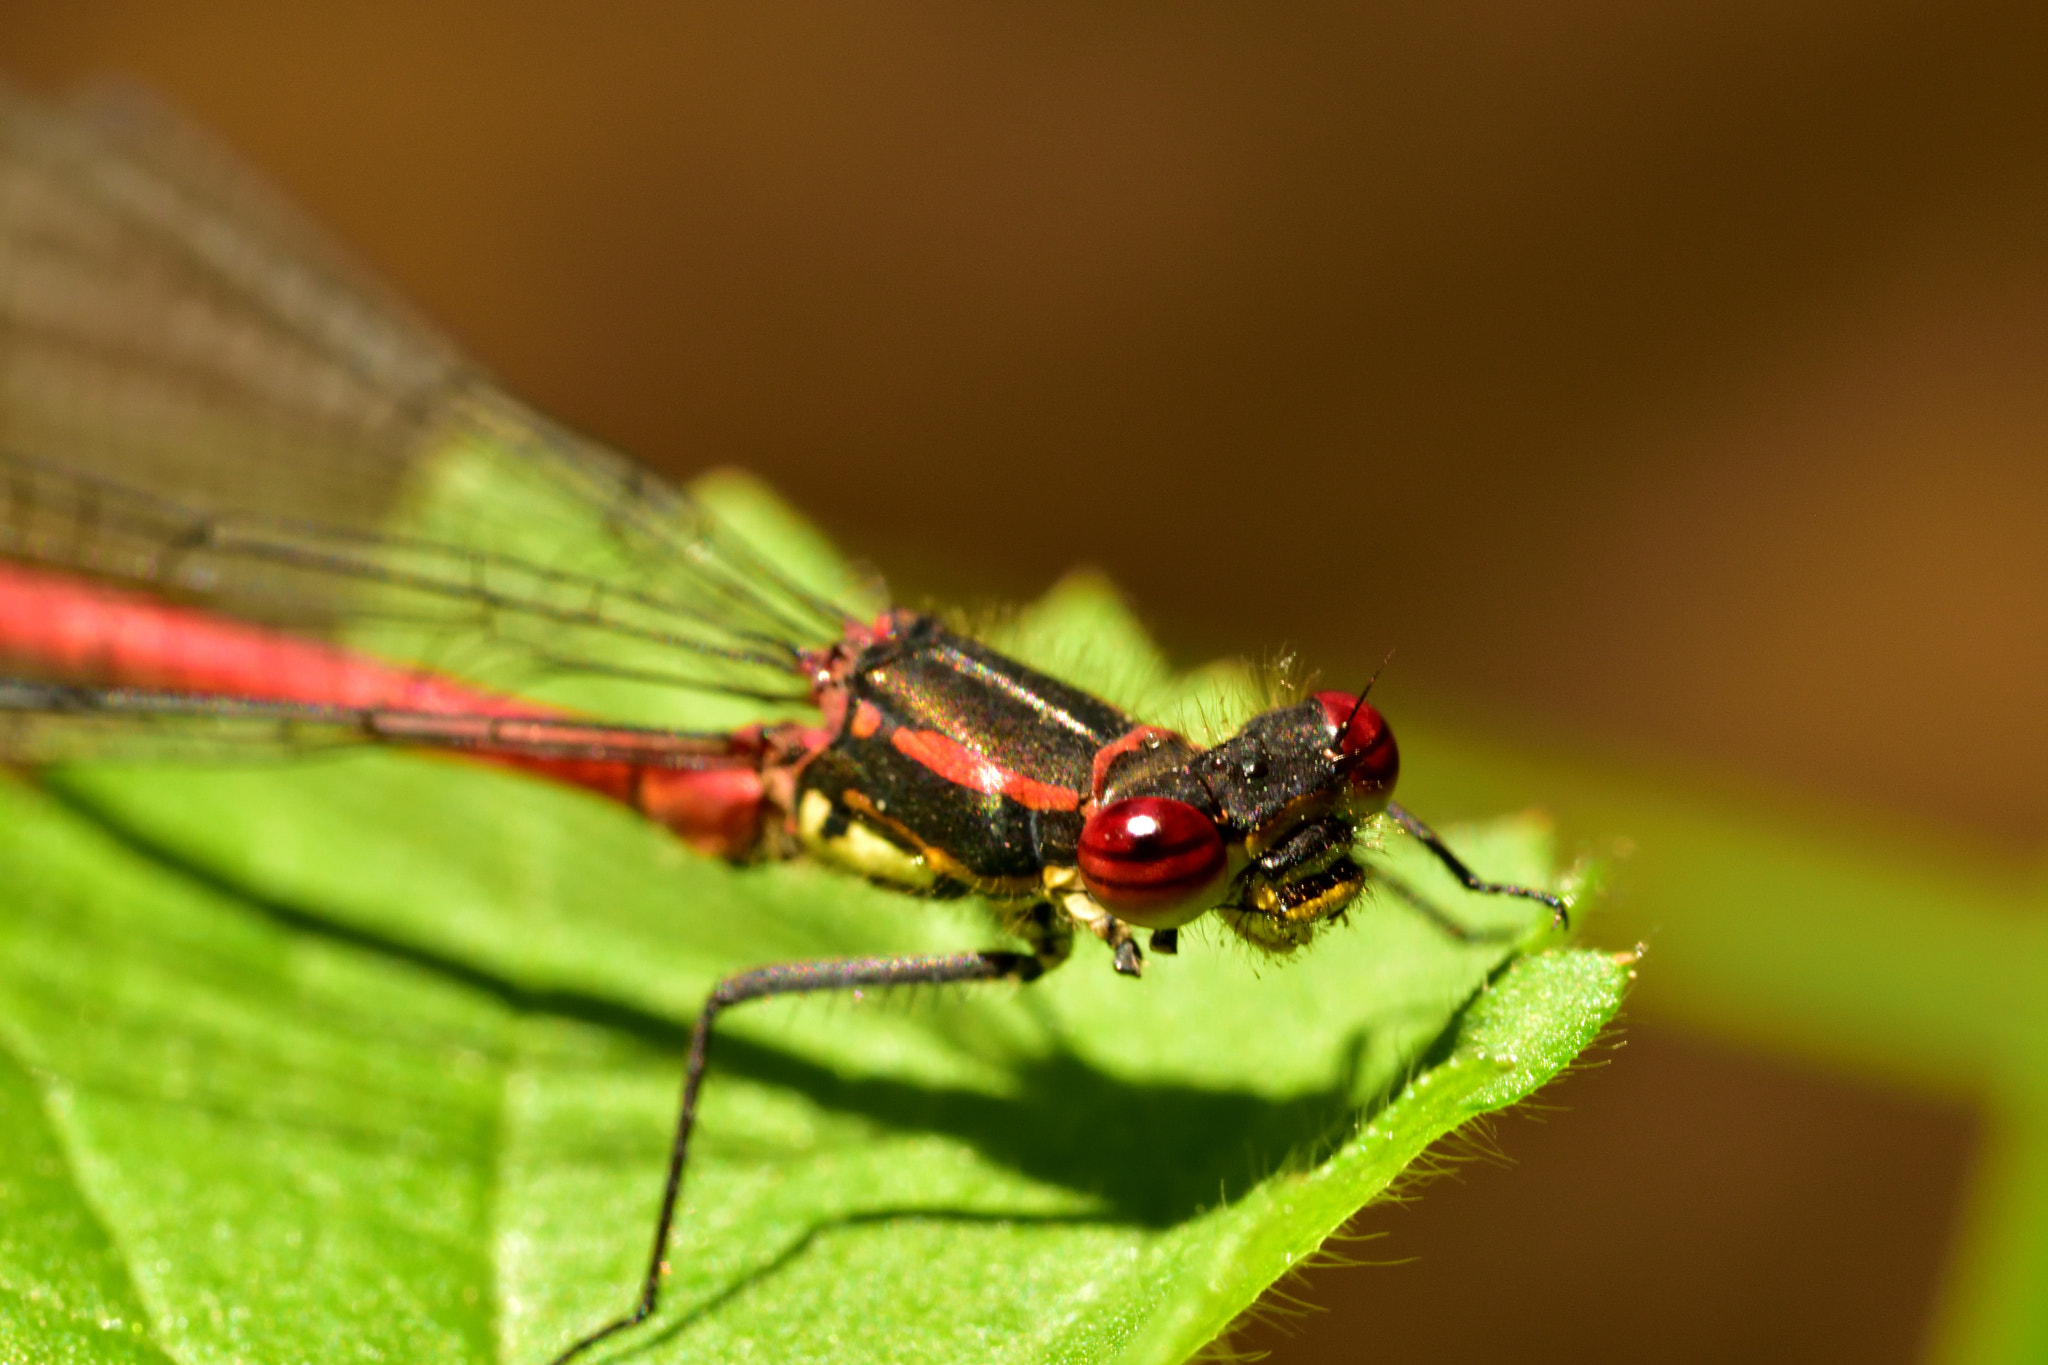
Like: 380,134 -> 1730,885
8,3 -> 2043,1360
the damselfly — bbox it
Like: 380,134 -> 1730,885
0,84 -> 1569,1364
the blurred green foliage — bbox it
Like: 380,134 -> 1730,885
1400,716 -> 2047,1365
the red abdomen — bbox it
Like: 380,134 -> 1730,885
0,562 -> 771,857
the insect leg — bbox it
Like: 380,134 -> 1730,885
1383,802 -> 1570,928
546,947 -> 1043,1365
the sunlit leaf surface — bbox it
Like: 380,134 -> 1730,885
0,470 -> 1623,1364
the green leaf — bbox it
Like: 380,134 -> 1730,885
0,463 -> 1624,1363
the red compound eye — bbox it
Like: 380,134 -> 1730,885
1314,690 -> 1400,807
1077,796 -> 1228,929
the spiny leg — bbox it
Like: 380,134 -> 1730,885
1383,801 -> 1570,928
546,948 -> 1043,1365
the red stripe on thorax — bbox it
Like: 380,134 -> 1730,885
1088,725 -> 1184,800
888,726 -> 1082,813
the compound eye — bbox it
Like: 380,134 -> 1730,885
1314,691 -> 1400,808
1077,796 -> 1229,929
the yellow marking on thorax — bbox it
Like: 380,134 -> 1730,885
797,789 -> 937,890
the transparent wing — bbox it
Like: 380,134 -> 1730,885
0,82 -> 868,720
0,677 -> 754,770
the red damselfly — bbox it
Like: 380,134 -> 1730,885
0,85 -> 1569,1364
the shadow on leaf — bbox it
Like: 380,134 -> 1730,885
56,786 -> 1456,1230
